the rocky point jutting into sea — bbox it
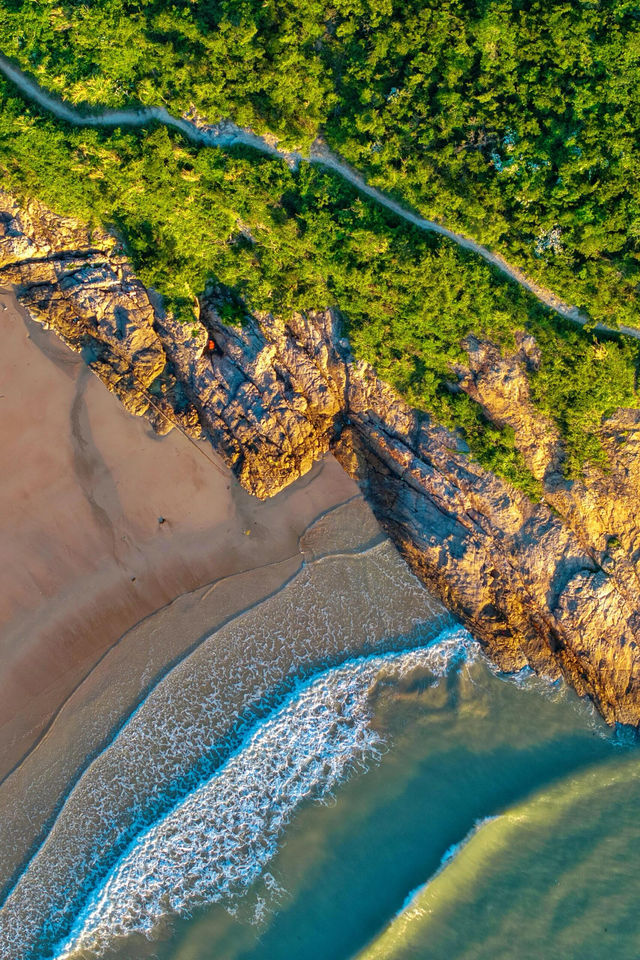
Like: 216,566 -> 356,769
2,188 -> 639,726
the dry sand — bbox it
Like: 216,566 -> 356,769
0,289 -> 362,782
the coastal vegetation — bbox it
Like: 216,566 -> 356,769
1,0 -> 639,494
1,0 -> 639,328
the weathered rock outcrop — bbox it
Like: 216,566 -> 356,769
2,189 -> 640,725
0,192 -> 198,434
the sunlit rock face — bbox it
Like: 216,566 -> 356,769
2,189 -> 640,725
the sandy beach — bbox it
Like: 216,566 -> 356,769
0,288 -> 362,782
0,288 -> 452,933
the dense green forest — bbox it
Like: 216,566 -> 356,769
1,0 -> 639,330
1,70 -> 638,495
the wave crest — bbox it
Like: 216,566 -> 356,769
54,630 -> 474,958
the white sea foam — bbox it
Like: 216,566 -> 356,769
0,543 -> 451,960
51,630 -> 474,959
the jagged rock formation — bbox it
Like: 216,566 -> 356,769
2,189 -> 640,725
0,191 -> 197,434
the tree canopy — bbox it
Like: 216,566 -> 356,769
1,2 -> 639,495
1,0 -> 639,326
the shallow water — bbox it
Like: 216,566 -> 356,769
0,535 -> 449,960
3,527 -> 638,960
48,632 -> 640,960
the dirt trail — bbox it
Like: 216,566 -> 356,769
1,51 -> 637,340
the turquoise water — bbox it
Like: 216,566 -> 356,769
0,538 -> 450,960
2,531 -> 638,960
63,636 -> 638,960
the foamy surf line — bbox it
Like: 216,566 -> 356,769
0,541 -> 452,960
45,629 -> 474,959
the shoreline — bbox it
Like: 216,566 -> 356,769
0,287 -> 367,800
0,494 -> 389,901
1,529 -> 452,956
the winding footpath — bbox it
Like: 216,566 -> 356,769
1,52 -> 638,340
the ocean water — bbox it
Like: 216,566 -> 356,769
2,536 -> 638,960
0,535 -> 449,960
115,650 -> 638,960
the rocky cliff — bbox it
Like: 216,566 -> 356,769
2,189 -> 639,725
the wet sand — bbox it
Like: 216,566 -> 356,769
0,288 -> 456,950
0,498 -> 394,900
0,288 -> 362,781
0,526 -> 452,954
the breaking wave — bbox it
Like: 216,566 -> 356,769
51,629 -> 474,959
0,540 -> 451,960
